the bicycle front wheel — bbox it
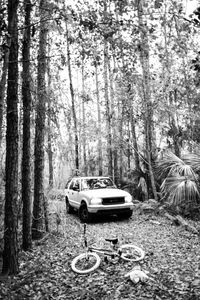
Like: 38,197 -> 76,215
71,252 -> 101,274
119,244 -> 145,262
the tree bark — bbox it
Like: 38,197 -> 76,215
129,105 -> 140,171
47,41 -> 53,188
32,0 -> 48,240
2,0 -> 19,275
47,120 -> 53,187
119,103 -> 124,182
103,6 -> 113,177
162,4 -> 181,157
95,60 -> 103,176
0,36 -> 9,148
81,54 -> 87,175
108,51 -> 119,183
21,0 -> 32,251
137,0 -> 158,201
66,25 -> 79,171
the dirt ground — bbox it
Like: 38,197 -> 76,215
0,201 -> 200,299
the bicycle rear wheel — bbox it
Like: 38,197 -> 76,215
71,252 -> 101,274
119,244 -> 145,262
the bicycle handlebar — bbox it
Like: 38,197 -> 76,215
84,223 -> 86,234
83,223 -> 87,247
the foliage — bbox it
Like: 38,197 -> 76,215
157,151 -> 200,216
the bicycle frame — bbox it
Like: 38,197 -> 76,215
83,224 -> 120,259
87,245 -> 120,258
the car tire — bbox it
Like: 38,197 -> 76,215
118,211 -> 133,220
66,198 -> 74,214
79,203 -> 92,223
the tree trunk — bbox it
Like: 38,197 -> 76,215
2,0 -> 19,275
66,25 -> 79,171
128,98 -> 140,171
103,27 -> 112,176
47,42 -> 53,188
81,55 -> 87,175
47,120 -> 53,188
0,35 -> 9,148
21,0 -> 32,251
137,0 -> 158,201
108,51 -> 119,183
127,123 -> 131,169
43,196 -> 49,232
119,103 -> 124,182
95,60 -> 103,176
32,0 -> 48,240
162,4 -> 181,157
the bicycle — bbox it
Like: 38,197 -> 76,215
71,224 -> 145,274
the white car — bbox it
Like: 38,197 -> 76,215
65,176 -> 133,222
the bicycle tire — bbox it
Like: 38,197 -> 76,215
119,244 -> 145,262
71,252 -> 101,274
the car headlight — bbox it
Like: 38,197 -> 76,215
125,195 -> 132,203
91,197 -> 102,205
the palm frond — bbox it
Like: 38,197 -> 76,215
183,154 -> 200,174
157,151 -> 198,181
161,176 -> 199,206
156,151 -> 181,178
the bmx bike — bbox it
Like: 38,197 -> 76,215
71,224 -> 145,274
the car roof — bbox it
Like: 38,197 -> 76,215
71,176 -> 110,179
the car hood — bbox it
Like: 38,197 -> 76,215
80,188 -> 131,198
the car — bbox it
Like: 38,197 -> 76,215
64,176 -> 134,222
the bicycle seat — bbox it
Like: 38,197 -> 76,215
105,238 -> 118,244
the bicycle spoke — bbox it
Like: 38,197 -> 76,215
76,256 -> 97,271
71,252 -> 101,274
120,244 -> 145,262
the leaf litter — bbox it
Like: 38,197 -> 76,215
0,211 -> 200,300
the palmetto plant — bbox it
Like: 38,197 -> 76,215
156,151 -> 200,214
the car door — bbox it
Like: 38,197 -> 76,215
68,178 -> 80,209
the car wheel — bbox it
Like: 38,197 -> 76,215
118,211 -> 132,220
66,198 -> 74,214
79,203 -> 91,223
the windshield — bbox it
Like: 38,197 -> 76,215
81,178 -> 115,190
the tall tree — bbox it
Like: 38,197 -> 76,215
81,50 -> 87,175
162,1 -> 181,157
103,2 -> 113,177
66,24 -> 79,171
0,38 -> 9,147
47,39 -> 53,188
2,0 -> 19,275
0,0 -> 8,147
108,50 -> 118,182
21,0 -> 32,251
32,0 -> 48,240
137,0 -> 158,200
95,58 -> 103,176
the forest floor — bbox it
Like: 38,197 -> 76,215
0,200 -> 200,300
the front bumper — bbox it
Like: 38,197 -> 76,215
87,203 -> 134,214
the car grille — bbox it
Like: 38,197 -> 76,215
102,197 -> 125,205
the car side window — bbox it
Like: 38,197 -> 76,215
81,179 -> 89,190
69,180 -> 74,190
69,179 -> 80,191
65,179 -> 71,189
73,179 -> 80,190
